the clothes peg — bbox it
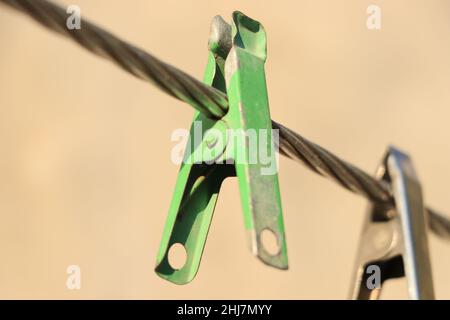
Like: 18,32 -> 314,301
350,146 -> 434,299
155,12 -> 288,285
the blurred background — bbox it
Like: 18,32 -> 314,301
0,0 -> 450,299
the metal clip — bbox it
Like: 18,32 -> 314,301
155,12 -> 288,285
350,146 -> 434,299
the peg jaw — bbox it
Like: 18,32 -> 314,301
350,146 -> 434,300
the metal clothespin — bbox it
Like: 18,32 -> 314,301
350,146 -> 434,299
155,12 -> 288,284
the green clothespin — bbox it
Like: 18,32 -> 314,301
155,12 -> 288,284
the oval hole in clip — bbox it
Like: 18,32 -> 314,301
261,228 -> 280,256
168,243 -> 187,270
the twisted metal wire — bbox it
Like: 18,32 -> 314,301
274,121 -> 450,239
0,0 -> 228,119
2,0 -> 450,239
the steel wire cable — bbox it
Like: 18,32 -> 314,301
2,0 -> 450,239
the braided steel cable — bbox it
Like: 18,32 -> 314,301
1,0 -> 450,239
274,121 -> 450,239
0,0 -> 228,119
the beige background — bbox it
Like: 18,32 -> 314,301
0,0 -> 450,299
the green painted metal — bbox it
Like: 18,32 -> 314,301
155,12 -> 288,285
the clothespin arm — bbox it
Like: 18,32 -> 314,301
350,146 -> 434,299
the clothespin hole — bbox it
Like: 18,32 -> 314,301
168,243 -> 187,270
260,228 -> 280,256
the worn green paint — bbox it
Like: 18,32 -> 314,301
155,12 -> 288,285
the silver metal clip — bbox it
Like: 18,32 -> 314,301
349,146 -> 434,300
